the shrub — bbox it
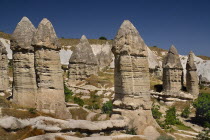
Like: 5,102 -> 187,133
73,97 -> 84,107
102,101 -> 113,114
28,108 -> 37,114
125,127 -> 137,135
152,104 -> 162,119
99,36 -> 107,40
196,129 -> 210,140
157,135 -> 175,140
181,106 -> 190,118
64,85 -> 73,102
193,93 -> 210,125
165,107 -> 180,125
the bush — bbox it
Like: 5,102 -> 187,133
73,97 -> 84,107
152,104 -> 162,119
157,135 -> 175,140
165,107 -> 180,125
181,106 -> 190,118
196,129 -> 210,140
193,93 -> 210,125
28,108 -> 37,114
64,85 -> 73,102
125,127 -> 137,135
99,36 -> 107,40
102,101 -> 113,114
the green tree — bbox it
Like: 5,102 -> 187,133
99,36 -> 107,40
193,93 -> 210,125
181,106 -> 190,118
152,104 -> 162,119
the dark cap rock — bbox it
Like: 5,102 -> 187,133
32,18 -> 60,50
11,17 -> 36,51
112,20 -> 148,56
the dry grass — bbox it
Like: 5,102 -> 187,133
113,136 -> 146,140
197,55 -> 210,60
0,32 -> 11,40
0,126 -> 45,140
69,107 -> 89,120
59,38 -> 112,47
200,87 -> 210,94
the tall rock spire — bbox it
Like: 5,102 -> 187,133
32,18 -> 71,119
68,35 -> 98,85
111,20 -> 158,137
186,51 -> 199,96
162,45 -> 183,92
0,41 -> 9,92
11,17 -> 37,108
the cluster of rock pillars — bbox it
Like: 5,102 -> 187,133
0,17 -> 199,135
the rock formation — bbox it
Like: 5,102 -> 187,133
32,18 -> 70,119
112,20 -> 159,137
186,51 -> 199,96
0,41 -> 9,92
68,35 -> 98,84
162,45 -> 183,92
11,17 -> 37,108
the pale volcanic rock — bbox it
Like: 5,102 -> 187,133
68,35 -> 98,84
11,17 -> 37,108
112,20 -> 159,137
162,45 -> 183,92
186,51 -> 199,96
112,20 -> 150,109
32,18 -> 71,119
0,41 -> 9,92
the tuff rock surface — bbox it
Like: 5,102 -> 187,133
0,41 -> 9,92
32,18 -> 70,119
11,17 -> 37,108
68,35 -> 98,85
111,20 -> 159,137
186,51 -> 199,96
162,45 -> 183,92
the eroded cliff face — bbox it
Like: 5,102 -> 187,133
111,20 -> 159,137
68,35 -> 98,85
0,41 -> 9,92
11,17 -> 37,108
32,18 -> 71,119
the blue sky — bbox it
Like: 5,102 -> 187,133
1,0 -> 210,56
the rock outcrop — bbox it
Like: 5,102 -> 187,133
91,42 -> 113,70
68,35 -> 98,85
186,51 -> 199,96
112,20 -> 158,137
162,45 -> 183,92
11,17 -> 37,108
0,41 -> 9,92
32,18 -> 70,119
